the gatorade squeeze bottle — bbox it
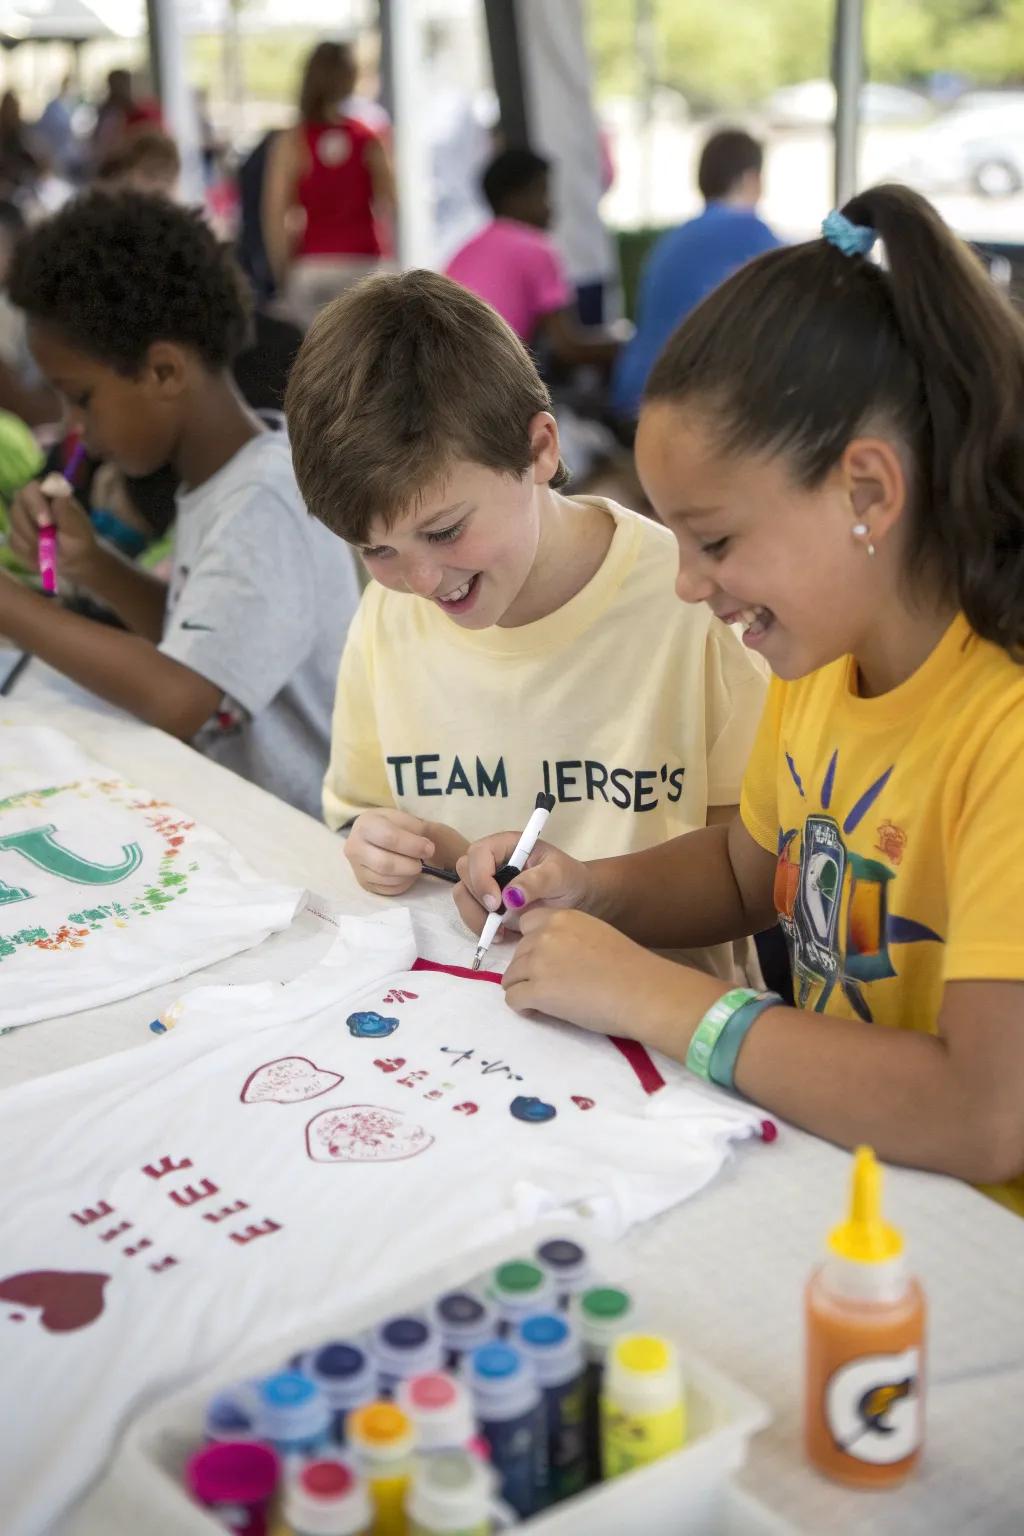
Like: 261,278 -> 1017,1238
406,1450 -> 494,1536
346,1401 -> 416,1536
600,1335 -> 686,1478
575,1286 -> 634,1485
282,1458 -> 372,1535
467,1341 -> 548,1517
518,1313 -> 587,1502
805,1145 -> 926,1488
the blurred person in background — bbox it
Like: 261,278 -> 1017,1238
91,69 -> 162,167
0,92 -> 46,199
34,76 -> 82,183
262,40 -> 396,329
95,129 -> 180,198
446,147 -> 620,373
612,128 -> 780,425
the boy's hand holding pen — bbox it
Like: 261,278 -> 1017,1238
8,473 -> 98,594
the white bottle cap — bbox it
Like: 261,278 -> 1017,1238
406,1449 -> 494,1535
396,1371 -> 476,1453
283,1457 -> 372,1536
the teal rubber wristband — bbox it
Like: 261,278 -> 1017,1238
685,987 -> 760,1082
708,991 -> 784,1093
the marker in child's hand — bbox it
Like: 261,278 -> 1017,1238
37,444 -> 85,597
471,791 -> 555,971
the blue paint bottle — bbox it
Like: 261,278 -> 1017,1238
372,1314 -> 444,1396
467,1342 -> 548,1518
204,1381 -> 265,1444
257,1372 -> 332,1463
432,1291 -> 497,1370
295,1341 -> 377,1445
518,1313 -> 587,1502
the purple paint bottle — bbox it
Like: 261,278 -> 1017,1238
467,1342 -> 548,1518
295,1341 -> 376,1444
204,1382 -> 265,1444
432,1291 -> 497,1370
372,1314 -> 444,1396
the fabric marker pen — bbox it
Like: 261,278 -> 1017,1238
37,442 -> 86,597
421,863 -> 460,884
471,791 -> 556,971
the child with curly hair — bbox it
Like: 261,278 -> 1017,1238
3,191 -> 360,816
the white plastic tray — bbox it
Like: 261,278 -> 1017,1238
120,1222 -> 788,1535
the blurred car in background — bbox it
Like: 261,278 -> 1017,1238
896,97 -> 1024,197
766,79 -> 932,129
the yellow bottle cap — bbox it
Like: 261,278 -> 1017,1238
828,1145 -> 904,1265
615,1335 -> 671,1374
349,1402 -> 411,1446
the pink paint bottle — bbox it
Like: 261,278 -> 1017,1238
186,1440 -> 280,1535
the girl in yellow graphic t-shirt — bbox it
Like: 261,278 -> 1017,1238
458,184 -> 1024,1214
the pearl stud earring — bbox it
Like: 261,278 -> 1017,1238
851,520 -> 876,557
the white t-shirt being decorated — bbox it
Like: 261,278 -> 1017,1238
0,723 -> 302,1030
0,907 -> 765,1534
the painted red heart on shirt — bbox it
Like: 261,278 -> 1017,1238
571,1096 -> 595,1111
306,1105 -> 434,1164
241,1056 -> 343,1105
0,1270 -> 109,1333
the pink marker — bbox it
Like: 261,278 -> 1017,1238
37,444 -> 86,597
37,523 -> 58,596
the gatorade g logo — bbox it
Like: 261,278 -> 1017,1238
0,822 -> 142,905
825,1347 -> 922,1464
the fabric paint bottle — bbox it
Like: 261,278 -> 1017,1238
535,1238 -> 590,1307
296,1341 -> 377,1445
518,1312 -> 587,1503
281,1457 -> 373,1536
407,1449 -> 494,1536
372,1315 -> 445,1396
805,1145 -> 926,1488
186,1440 -> 280,1536
600,1334 -> 686,1478
574,1285 -> 634,1485
258,1373 -> 332,1463
396,1371 -> 477,1455
488,1260 -> 555,1335
467,1341 -> 548,1518
346,1401 -> 416,1536
205,1381 -> 265,1444
432,1291 -> 497,1370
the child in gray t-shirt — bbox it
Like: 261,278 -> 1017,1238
3,191 -> 359,817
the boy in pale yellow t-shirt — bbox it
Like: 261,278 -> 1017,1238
285,270 -> 766,982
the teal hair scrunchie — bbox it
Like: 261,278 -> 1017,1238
822,209 -> 878,257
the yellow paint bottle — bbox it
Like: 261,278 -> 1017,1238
346,1402 -> 415,1536
600,1334 -> 686,1478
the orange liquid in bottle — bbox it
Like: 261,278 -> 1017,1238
804,1269 -> 925,1487
803,1147 -> 926,1489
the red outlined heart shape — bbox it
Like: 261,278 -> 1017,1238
241,1056 -> 343,1105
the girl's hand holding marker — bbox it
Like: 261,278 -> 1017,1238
457,830 -> 712,1042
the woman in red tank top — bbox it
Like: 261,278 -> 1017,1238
262,41 -> 396,328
